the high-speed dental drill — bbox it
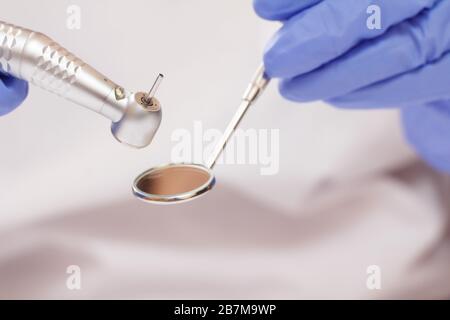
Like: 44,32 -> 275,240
0,20 -> 162,148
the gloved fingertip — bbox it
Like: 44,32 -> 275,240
253,0 -> 276,20
262,23 -> 318,79
401,104 -> 450,173
11,78 -> 29,107
263,39 -> 294,79
326,93 -> 395,109
278,79 -> 316,103
325,97 -> 364,109
253,0 -> 291,21
278,81 -> 296,102
15,78 -> 29,98
262,50 -> 280,79
253,0 -> 322,21
0,77 -> 29,116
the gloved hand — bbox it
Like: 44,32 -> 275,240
0,72 -> 28,116
254,0 -> 450,173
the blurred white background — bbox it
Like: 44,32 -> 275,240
0,0 -> 449,299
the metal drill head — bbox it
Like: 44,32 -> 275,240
111,74 -> 165,149
111,92 -> 162,148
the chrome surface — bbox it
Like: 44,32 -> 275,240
133,163 -> 215,204
0,20 -> 162,148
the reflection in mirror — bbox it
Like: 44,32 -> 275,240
136,165 -> 212,196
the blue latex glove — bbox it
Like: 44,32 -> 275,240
0,72 -> 28,116
254,0 -> 450,173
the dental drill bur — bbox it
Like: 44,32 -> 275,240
142,74 -> 164,108
0,20 -> 163,148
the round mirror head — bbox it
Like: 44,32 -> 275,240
133,163 -> 215,204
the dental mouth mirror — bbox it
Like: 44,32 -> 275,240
133,64 -> 270,204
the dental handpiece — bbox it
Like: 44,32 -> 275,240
0,21 -> 162,148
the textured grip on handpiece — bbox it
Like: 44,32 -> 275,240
0,20 -> 126,122
0,21 -> 24,74
28,41 -> 85,98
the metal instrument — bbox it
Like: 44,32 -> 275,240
133,65 -> 270,204
0,20 -> 162,148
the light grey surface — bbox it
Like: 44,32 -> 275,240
2,1 -> 447,299
0,0 -> 414,225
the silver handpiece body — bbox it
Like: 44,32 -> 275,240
0,21 -> 162,148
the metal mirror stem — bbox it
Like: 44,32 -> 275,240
206,64 -> 270,169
